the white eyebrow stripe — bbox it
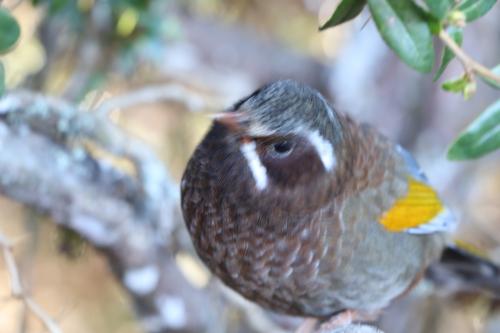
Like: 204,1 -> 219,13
307,130 -> 336,171
240,141 -> 268,190
318,94 -> 336,124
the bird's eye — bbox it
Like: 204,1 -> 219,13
270,140 -> 294,157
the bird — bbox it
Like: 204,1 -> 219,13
180,80 -> 500,328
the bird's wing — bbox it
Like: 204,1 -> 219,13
378,145 -> 456,235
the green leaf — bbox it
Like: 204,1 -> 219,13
434,26 -> 463,81
320,0 -> 367,30
479,64 -> 500,89
368,0 -> 434,72
0,62 -> 4,96
442,75 -> 477,99
428,20 -> 442,35
425,0 -> 453,20
458,0 -> 497,22
442,75 -> 469,92
0,8 -> 20,53
448,99 -> 500,160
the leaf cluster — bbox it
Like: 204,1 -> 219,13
321,0 -> 499,160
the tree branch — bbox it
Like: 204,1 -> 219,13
438,29 -> 500,84
0,90 -> 220,333
95,84 -> 221,116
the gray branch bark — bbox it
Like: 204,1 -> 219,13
0,91 -> 221,333
0,90 -> 384,333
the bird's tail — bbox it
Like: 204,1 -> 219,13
426,245 -> 500,298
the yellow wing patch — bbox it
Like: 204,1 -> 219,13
380,178 -> 444,232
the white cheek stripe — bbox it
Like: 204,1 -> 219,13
307,130 -> 336,171
240,141 -> 268,190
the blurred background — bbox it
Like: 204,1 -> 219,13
0,0 -> 499,332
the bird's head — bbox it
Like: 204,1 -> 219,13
212,80 -> 345,195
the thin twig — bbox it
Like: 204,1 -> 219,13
95,84 -> 220,116
439,29 -> 500,84
0,231 -> 63,333
360,16 -> 371,32
25,298 -> 63,333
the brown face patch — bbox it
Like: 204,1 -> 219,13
255,135 -> 326,189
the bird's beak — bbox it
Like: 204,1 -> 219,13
209,111 -> 247,133
209,111 -> 273,138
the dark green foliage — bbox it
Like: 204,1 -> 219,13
434,26 -> 463,81
321,0 -> 499,160
319,0 -> 367,29
448,99 -> 500,159
368,0 -> 434,72
0,8 -> 20,53
0,8 -> 21,95
425,0 -> 453,20
459,0 -> 497,22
